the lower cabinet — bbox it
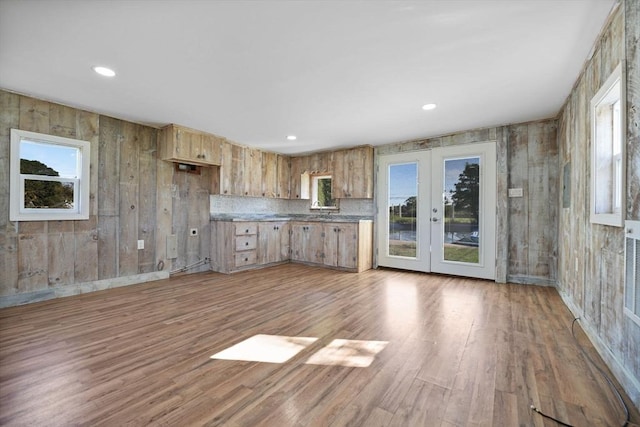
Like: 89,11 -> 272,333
258,221 -> 290,264
290,221 -> 372,272
321,222 -> 373,272
290,222 -> 324,264
210,221 -> 259,273
323,223 -> 357,269
211,219 -> 372,273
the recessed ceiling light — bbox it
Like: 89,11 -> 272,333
287,135 -> 297,141
93,66 -> 116,77
422,103 -> 437,111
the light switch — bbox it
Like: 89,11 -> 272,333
508,188 -> 523,198
137,239 -> 144,250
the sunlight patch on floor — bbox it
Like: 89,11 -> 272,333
305,339 -> 388,368
210,334 -> 318,363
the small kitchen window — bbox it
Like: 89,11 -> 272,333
311,174 -> 338,210
10,129 -> 91,221
590,62 -> 625,227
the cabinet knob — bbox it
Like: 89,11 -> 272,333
245,229 -> 249,233
245,242 -> 249,246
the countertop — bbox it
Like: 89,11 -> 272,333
210,214 -> 373,223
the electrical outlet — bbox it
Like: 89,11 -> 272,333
190,228 -> 198,236
137,239 -> 144,250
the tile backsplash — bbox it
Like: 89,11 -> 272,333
210,195 -> 374,217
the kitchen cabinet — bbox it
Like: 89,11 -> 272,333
322,222 -> 373,272
244,147 -> 262,197
262,151 -> 278,198
323,223 -> 358,269
258,221 -> 290,264
160,124 -> 221,166
331,145 -> 374,199
219,140 -> 245,196
289,156 -> 308,199
212,219 -> 372,274
277,154 -> 291,198
261,153 -> 290,199
290,221 -> 324,264
210,221 -> 258,273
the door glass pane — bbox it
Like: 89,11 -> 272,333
443,157 -> 480,264
388,163 -> 417,258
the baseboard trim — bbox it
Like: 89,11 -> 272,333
0,271 -> 170,308
557,288 -> 640,411
506,275 -> 556,286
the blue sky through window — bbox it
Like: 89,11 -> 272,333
389,157 -> 479,207
20,139 -> 79,178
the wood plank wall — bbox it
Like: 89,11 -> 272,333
0,91 -> 211,302
556,2 -> 640,409
376,121 -> 558,285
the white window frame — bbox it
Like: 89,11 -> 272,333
10,129 -> 91,221
590,62 -> 626,227
310,174 -> 338,210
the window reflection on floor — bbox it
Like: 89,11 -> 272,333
210,335 -> 388,368
305,339 -> 388,368
210,334 -> 318,363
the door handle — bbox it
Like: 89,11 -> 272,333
432,217 -> 439,222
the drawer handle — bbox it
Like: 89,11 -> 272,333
245,229 -> 249,233
245,242 -> 249,246
245,257 -> 248,262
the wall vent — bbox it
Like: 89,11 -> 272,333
624,220 -> 640,326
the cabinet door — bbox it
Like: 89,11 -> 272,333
219,141 -> 246,196
258,222 -> 288,264
289,156 -> 312,199
199,133 -> 221,165
336,223 -> 358,269
244,147 -> 262,197
276,154 -> 290,198
307,151 -> 330,174
323,224 -> 339,267
278,222 -> 290,261
262,152 -> 278,198
323,223 -> 358,269
332,146 -> 374,199
291,222 -> 323,263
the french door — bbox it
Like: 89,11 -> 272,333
377,142 -> 496,280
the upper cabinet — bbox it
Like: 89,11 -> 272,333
244,147 -> 263,197
262,152 -> 290,198
332,146 -> 374,199
161,123 -> 373,200
160,124 -> 221,166
289,156 -> 308,199
290,146 -> 374,200
219,140 -> 245,196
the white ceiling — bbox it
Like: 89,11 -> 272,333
0,0 -> 616,155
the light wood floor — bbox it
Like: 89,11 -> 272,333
1,264 -> 638,426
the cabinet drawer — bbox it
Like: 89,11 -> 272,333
235,235 -> 257,250
235,223 -> 257,236
235,251 -> 257,267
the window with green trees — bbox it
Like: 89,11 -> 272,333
10,129 -> 90,221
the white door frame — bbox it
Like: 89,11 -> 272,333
376,151 -> 431,272
430,142 -> 496,280
376,142 -> 496,280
